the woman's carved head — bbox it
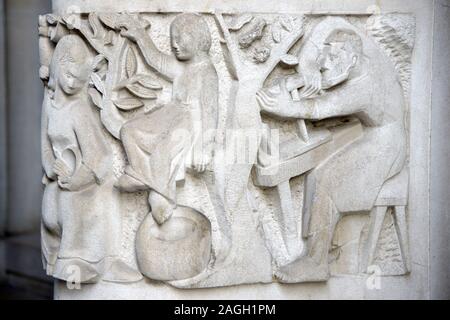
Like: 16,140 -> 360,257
49,35 -> 92,96
170,13 -> 212,61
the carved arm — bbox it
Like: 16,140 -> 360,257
41,91 -> 57,180
117,16 -> 182,81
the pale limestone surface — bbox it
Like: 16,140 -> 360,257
42,0 -> 450,299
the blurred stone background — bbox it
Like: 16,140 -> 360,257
0,0 -> 52,299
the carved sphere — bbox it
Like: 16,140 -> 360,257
135,206 -> 212,281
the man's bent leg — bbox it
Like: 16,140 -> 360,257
115,117 -> 154,192
275,171 -> 338,283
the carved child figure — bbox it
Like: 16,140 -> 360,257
257,18 -> 407,282
116,13 -> 218,225
41,35 -> 141,283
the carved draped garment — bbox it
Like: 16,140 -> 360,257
121,60 -> 218,205
41,92 -> 120,280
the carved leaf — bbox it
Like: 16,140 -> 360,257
113,98 -> 144,111
90,73 -> 105,94
126,46 -> 138,78
272,24 -> 281,43
88,13 -> 103,39
253,46 -> 271,63
280,54 -> 299,67
228,14 -> 253,31
140,17 -> 152,30
88,88 -> 103,109
238,18 -> 267,48
98,13 -> 121,30
279,16 -> 293,32
115,74 -> 161,91
62,15 -> 79,30
114,78 -> 132,90
136,74 -> 162,90
126,83 -> 158,99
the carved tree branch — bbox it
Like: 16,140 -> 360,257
214,13 -> 241,81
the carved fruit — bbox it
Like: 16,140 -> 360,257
228,14 -> 253,31
253,46 -> 271,63
238,18 -> 267,48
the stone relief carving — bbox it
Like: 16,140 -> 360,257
39,32 -> 142,283
39,12 -> 415,287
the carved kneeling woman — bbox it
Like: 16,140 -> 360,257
41,35 -> 141,283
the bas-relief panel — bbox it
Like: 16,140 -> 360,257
38,11 -> 415,288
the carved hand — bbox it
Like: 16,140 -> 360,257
57,163 -> 96,191
256,79 -> 298,118
345,55 -> 358,76
193,153 -> 211,173
117,17 -> 150,42
53,158 -> 72,180
300,69 -> 322,98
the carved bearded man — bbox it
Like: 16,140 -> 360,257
258,17 -> 407,282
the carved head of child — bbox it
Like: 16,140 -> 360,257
170,13 -> 212,61
49,35 -> 92,96
319,30 -> 362,77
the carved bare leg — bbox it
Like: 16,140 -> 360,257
115,171 -> 148,192
277,180 -> 304,262
275,184 -> 335,282
257,123 -> 275,167
115,120 -> 149,192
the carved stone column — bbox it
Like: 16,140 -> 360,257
40,0 -> 450,299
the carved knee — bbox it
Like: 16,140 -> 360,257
120,121 -> 135,143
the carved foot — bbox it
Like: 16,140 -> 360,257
114,173 -> 147,192
102,259 -> 143,283
274,256 -> 329,283
149,190 -> 173,225
52,258 -> 101,284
